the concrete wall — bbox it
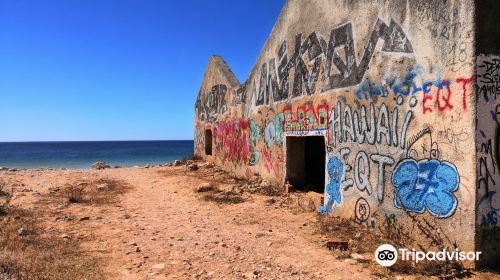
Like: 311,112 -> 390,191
194,0 -> 499,268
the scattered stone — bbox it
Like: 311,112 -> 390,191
0,167 -> 7,171
61,234 -> 70,240
79,216 -> 90,221
8,168 -> 18,172
260,180 -> 271,188
350,253 -> 366,262
96,183 -> 109,191
195,183 -> 216,193
186,160 -> 194,166
187,163 -> 198,171
48,186 -> 60,193
18,227 -> 30,236
205,163 -> 215,169
91,162 -> 110,170
208,252 -> 215,257
152,263 -> 165,271
173,160 -> 182,166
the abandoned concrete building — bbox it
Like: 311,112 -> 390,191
194,0 -> 500,268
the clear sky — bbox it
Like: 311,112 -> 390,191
0,0 -> 285,142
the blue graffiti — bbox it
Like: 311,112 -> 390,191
274,113 -> 284,145
355,65 -> 454,101
390,65 -> 423,96
249,120 -> 260,165
392,159 -> 459,218
264,121 -> 275,148
320,156 -> 343,215
355,79 -> 388,100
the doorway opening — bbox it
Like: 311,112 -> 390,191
204,129 -> 212,155
286,136 -> 326,193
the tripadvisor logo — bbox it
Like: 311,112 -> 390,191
375,244 -> 398,267
375,244 -> 482,267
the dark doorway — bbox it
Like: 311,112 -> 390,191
204,129 -> 212,155
286,136 -> 326,193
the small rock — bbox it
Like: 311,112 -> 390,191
173,160 -> 182,166
350,253 -> 365,262
152,263 -> 165,271
79,216 -> 90,221
186,160 -> 194,166
208,252 -> 215,257
195,183 -> 216,193
61,234 -> 70,240
96,183 -> 109,191
91,162 -> 110,170
18,227 -> 30,236
187,163 -> 198,171
48,186 -> 60,193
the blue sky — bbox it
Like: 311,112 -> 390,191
0,0 -> 285,141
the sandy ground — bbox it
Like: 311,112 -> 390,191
2,164 -> 499,280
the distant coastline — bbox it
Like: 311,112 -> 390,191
0,140 -> 194,169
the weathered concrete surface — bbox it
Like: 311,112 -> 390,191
194,0 -> 499,268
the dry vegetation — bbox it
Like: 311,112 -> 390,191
0,177 -> 131,280
60,177 -> 131,205
0,208 -> 104,280
314,213 -> 472,279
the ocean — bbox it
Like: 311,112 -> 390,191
0,140 -> 194,169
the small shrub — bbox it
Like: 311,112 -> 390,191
203,191 -> 245,204
63,183 -> 87,203
0,181 -> 12,215
195,184 -> 219,193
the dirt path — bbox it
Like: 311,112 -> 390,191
4,165 -> 373,279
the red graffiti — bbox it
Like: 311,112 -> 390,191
213,119 -> 260,166
245,167 -> 253,178
422,77 -> 473,114
261,145 -> 283,179
283,103 -> 329,132
456,77 -> 474,111
436,79 -> 453,112
214,120 -> 250,165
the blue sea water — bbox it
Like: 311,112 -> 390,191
0,140 -> 194,169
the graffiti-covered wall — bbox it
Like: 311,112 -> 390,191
194,0 -> 499,268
